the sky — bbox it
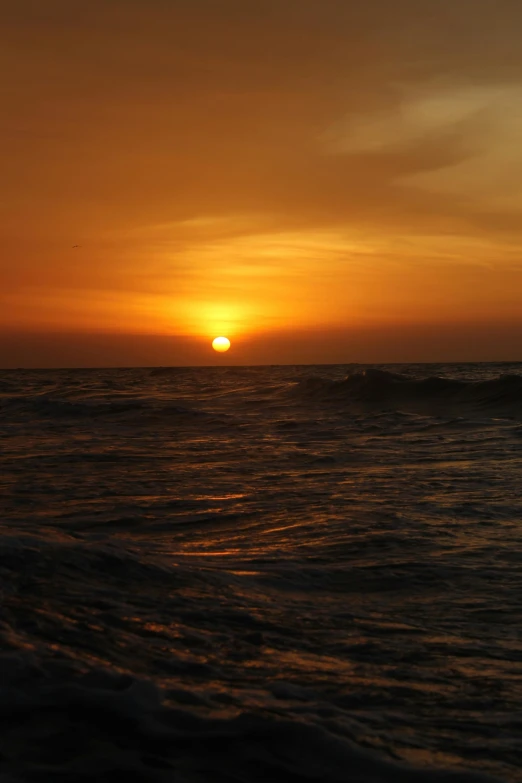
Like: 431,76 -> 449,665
2,0 -> 522,366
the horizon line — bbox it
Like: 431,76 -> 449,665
2,359 -> 522,371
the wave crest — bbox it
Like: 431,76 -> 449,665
296,370 -> 522,417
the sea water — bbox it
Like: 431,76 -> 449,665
1,363 -> 522,782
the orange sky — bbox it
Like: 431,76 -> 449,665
2,0 -> 522,366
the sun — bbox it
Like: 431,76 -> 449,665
212,336 -> 231,353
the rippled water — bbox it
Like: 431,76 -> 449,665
1,363 -> 522,782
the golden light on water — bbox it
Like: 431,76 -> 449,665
212,336 -> 231,353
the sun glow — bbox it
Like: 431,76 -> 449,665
212,336 -> 231,352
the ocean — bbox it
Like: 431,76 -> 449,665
1,363 -> 522,782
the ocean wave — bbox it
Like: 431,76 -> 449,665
0,656 -> 502,783
295,370 -> 522,418
2,364 -> 521,782
0,394 -> 213,422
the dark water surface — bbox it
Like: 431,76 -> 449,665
1,363 -> 522,782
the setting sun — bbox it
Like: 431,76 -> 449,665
212,336 -> 231,353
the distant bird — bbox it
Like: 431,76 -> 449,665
72,245 -> 81,248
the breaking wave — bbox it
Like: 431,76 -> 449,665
0,655 -> 502,783
296,370 -> 522,418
